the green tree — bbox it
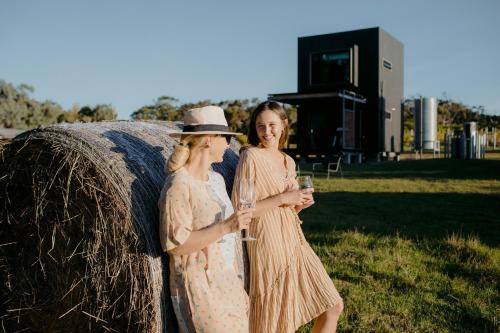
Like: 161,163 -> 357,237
40,101 -> 64,124
94,104 -> 117,121
131,96 -> 180,121
17,83 -> 34,95
78,106 -> 95,122
57,104 -> 80,123
218,99 -> 252,134
0,80 -> 65,128
0,80 -> 30,128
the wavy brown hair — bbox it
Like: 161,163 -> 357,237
247,101 -> 289,149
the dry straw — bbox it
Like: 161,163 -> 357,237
0,121 -> 241,332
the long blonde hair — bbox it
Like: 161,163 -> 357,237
167,134 -> 206,172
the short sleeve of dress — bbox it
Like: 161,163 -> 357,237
159,178 -> 193,253
231,148 -> 257,210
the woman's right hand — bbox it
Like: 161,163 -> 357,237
223,208 -> 254,234
279,186 -> 314,207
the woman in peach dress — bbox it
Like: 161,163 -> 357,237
159,106 -> 251,332
232,101 -> 343,333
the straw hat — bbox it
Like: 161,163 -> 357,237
169,105 -> 242,137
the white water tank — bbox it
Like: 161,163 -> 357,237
414,97 -> 437,150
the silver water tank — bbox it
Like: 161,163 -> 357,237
414,97 -> 437,150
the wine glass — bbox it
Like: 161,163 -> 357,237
239,178 -> 256,241
297,175 -> 313,190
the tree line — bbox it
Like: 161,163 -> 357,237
0,80 -> 297,143
1,80 -> 498,146
0,80 -> 117,129
130,96 -> 297,142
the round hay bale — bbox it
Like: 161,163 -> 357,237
0,121 -> 241,332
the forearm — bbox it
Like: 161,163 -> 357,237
253,194 -> 283,218
170,223 -> 226,256
253,190 -> 313,217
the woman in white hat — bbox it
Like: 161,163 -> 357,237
159,105 -> 252,333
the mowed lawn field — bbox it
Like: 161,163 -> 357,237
297,153 -> 500,333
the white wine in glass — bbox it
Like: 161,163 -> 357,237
297,175 -> 313,190
239,178 -> 256,241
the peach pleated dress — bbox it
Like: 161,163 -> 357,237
159,168 -> 248,333
232,148 -> 342,333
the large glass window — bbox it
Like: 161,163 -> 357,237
310,50 -> 350,85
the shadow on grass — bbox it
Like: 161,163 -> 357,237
301,191 -> 500,247
418,295 -> 498,333
340,159 -> 500,181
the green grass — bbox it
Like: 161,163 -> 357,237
297,155 -> 500,332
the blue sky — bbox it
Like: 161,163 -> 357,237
2,0 -> 499,119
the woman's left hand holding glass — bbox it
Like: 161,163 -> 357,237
295,188 -> 315,213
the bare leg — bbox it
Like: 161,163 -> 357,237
311,313 -> 326,333
311,300 -> 344,333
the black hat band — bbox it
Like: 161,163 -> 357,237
183,124 -> 230,132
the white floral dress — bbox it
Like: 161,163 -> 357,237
159,168 -> 248,333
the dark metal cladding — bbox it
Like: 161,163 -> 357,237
270,27 -> 404,159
